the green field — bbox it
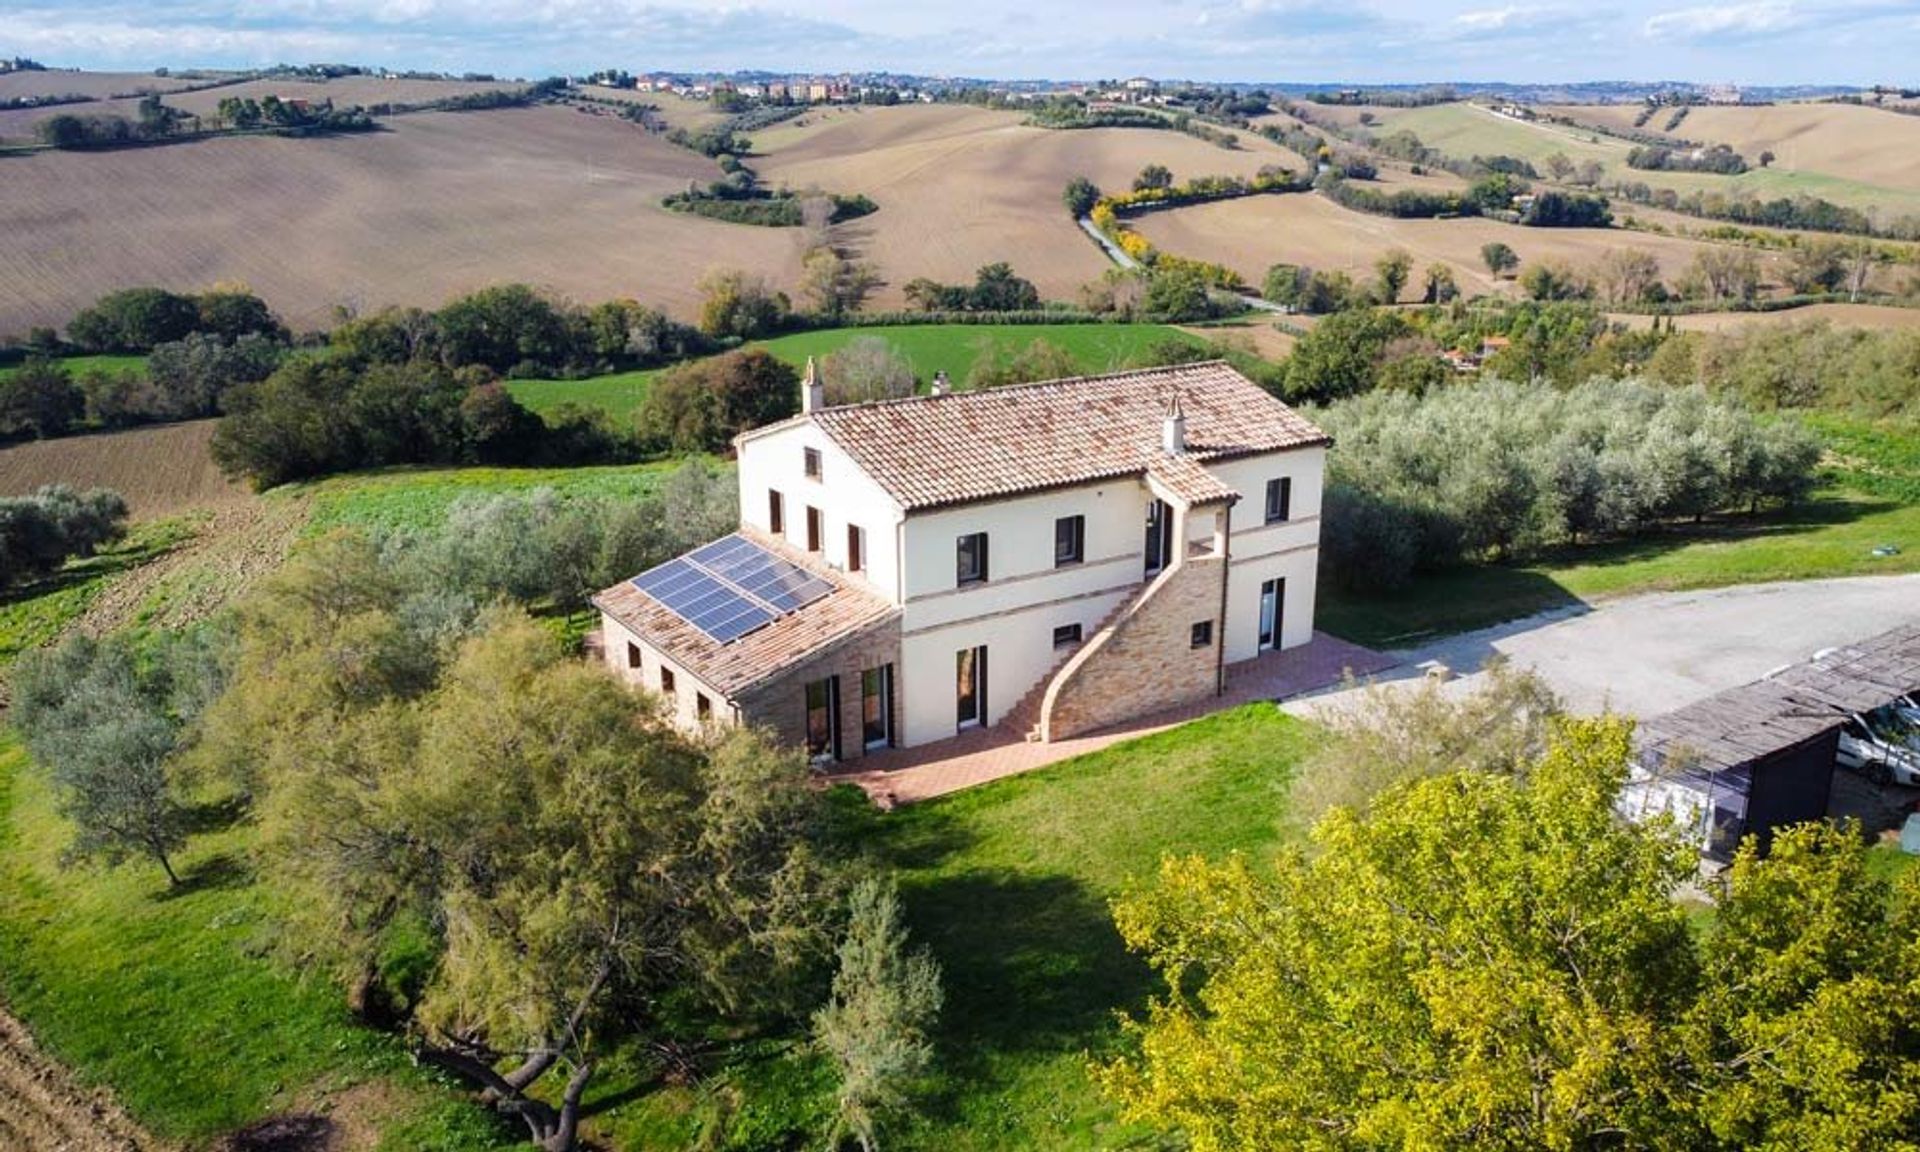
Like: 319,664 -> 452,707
291,459 -> 702,535
1372,103 -> 1920,217
507,323 -> 1208,421
0,353 -> 148,380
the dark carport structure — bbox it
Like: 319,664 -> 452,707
1619,623 -> 1920,860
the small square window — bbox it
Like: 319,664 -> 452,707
626,642 -> 643,669
1054,514 -> 1085,566
1190,621 -> 1213,648
804,446 -> 823,479
1053,623 -> 1083,648
956,532 -> 989,585
696,693 -> 713,720
660,666 -> 676,694
1265,477 -> 1293,524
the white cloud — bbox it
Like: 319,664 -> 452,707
1644,0 -> 1798,40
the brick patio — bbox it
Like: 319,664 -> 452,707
832,631 -> 1395,805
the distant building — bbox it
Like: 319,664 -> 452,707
1703,84 -> 1743,105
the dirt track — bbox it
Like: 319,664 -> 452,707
0,1009 -> 162,1152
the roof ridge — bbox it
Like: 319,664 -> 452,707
811,358 -> 1237,418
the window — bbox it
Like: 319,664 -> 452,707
847,524 -> 865,573
956,532 -> 989,585
1265,477 -> 1293,524
1190,621 -> 1213,648
626,641 -> 642,669
803,446 -> 823,479
768,489 -> 785,535
696,693 -> 713,721
660,666 -> 676,695
1054,514 -> 1085,566
861,665 -> 893,750
805,676 -> 839,761
806,506 -> 823,552
1052,623 -> 1083,649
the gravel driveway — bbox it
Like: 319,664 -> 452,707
1290,573 -> 1920,719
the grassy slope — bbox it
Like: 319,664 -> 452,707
583,703 -> 1317,1151
1375,104 -> 1920,217
0,353 -> 148,380
1321,414 -> 1920,648
291,459 -> 696,534
506,323 -> 1206,420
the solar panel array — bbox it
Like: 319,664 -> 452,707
632,533 -> 836,644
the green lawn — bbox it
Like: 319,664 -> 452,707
290,459 -> 703,535
0,353 -> 148,380
0,740 -> 518,1150
506,323 -> 1208,422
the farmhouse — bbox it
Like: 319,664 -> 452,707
593,361 -> 1329,763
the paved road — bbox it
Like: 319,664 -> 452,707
1289,573 -> 1920,720
1075,214 -> 1288,313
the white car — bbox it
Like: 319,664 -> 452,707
1837,710 -> 1920,787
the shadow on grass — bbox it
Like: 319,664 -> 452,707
215,1113 -> 336,1152
901,867 -> 1152,1124
160,851 -> 253,900
180,794 -> 250,835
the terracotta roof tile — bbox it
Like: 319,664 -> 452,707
1147,454 -> 1240,506
592,526 -> 898,698
756,361 -> 1327,511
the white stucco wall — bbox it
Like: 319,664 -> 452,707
894,479 -> 1150,746
735,422 -> 905,602
1206,446 -> 1326,664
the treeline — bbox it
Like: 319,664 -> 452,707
1319,174 -> 1611,227
1316,377 -> 1820,589
664,187 -> 876,227
1028,100 -> 1242,149
65,286 -> 286,352
0,485 -> 128,589
15,491 -> 943,1151
3,335 -> 285,440
1627,143 -> 1748,174
1609,182 -> 1915,238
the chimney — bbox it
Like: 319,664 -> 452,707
1162,390 -> 1186,455
929,370 -> 950,397
801,355 -> 824,413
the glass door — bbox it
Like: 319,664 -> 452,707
1258,578 -> 1283,651
805,675 -> 840,762
862,665 -> 893,750
956,646 -> 986,729
1144,499 -> 1173,576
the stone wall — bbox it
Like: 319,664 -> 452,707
1041,554 -> 1225,741
733,619 -> 902,764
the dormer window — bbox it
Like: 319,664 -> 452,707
804,447 -> 823,480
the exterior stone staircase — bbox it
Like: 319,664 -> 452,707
1000,593 -> 1140,743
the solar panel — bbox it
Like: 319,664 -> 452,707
691,535 -> 834,613
632,534 -> 834,645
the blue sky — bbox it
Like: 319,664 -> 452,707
7,0 -> 1918,85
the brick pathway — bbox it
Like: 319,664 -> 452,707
833,631 -> 1395,805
